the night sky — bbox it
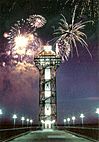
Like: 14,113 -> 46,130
0,0 -> 99,124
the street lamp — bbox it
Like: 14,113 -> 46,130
80,113 -> 85,126
67,118 -> 70,126
72,116 -> 76,126
21,117 -> 25,127
0,109 -> 3,128
63,119 -> 66,126
26,118 -> 29,127
12,114 -> 17,127
96,108 -> 99,128
30,119 -> 33,127
96,108 -> 99,115
0,109 -> 3,115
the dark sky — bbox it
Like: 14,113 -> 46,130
57,58 -> 99,123
0,0 -> 99,124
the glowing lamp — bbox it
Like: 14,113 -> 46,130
12,114 -> 17,119
64,119 -> 66,123
21,116 -> 25,121
26,118 -> 29,122
80,114 -> 85,118
67,118 -> 70,122
30,119 -> 33,123
72,116 -> 76,120
96,108 -> 99,114
0,109 -> 3,115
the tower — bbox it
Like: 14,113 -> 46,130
34,45 -> 61,129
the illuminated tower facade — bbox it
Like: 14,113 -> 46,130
34,45 -> 61,129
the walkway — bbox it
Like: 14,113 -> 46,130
8,129 -> 95,142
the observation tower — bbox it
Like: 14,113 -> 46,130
34,45 -> 61,129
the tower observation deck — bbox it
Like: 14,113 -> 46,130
34,45 -> 61,129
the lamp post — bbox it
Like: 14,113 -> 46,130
26,118 -> 29,127
67,118 -> 70,126
12,114 -> 17,127
96,108 -> 99,115
21,117 -> 25,127
96,108 -> 99,128
72,116 -> 76,126
63,119 -> 66,126
80,113 -> 85,127
0,109 -> 3,115
30,119 -> 33,127
0,109 -> 3,128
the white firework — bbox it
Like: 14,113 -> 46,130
6,18 -> 43,64
27,15 -> 46,28
54,6 -> 92,61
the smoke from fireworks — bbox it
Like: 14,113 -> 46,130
5,15 -> 46,65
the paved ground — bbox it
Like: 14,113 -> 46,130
8,129 -> 95,142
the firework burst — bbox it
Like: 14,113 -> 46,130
53,6 -> 92,61
27,15 -> 46,29
65,0 -> 98,20
6,16 -> 46,65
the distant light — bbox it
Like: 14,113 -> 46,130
80,114 -> 85,118
67,118 -> 70,122
0,109 -> 3,115
21,117 -> 25,121
63,119 -> 66,123
72,116 -> 76,120
12,114 -> 17,119
30,119 -> 33,123
26,118 -> 29,122
96,108 -> 99,114
80,113 -> 85,126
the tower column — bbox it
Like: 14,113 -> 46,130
34,45 -> 61,129
44,66 -> 51,128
